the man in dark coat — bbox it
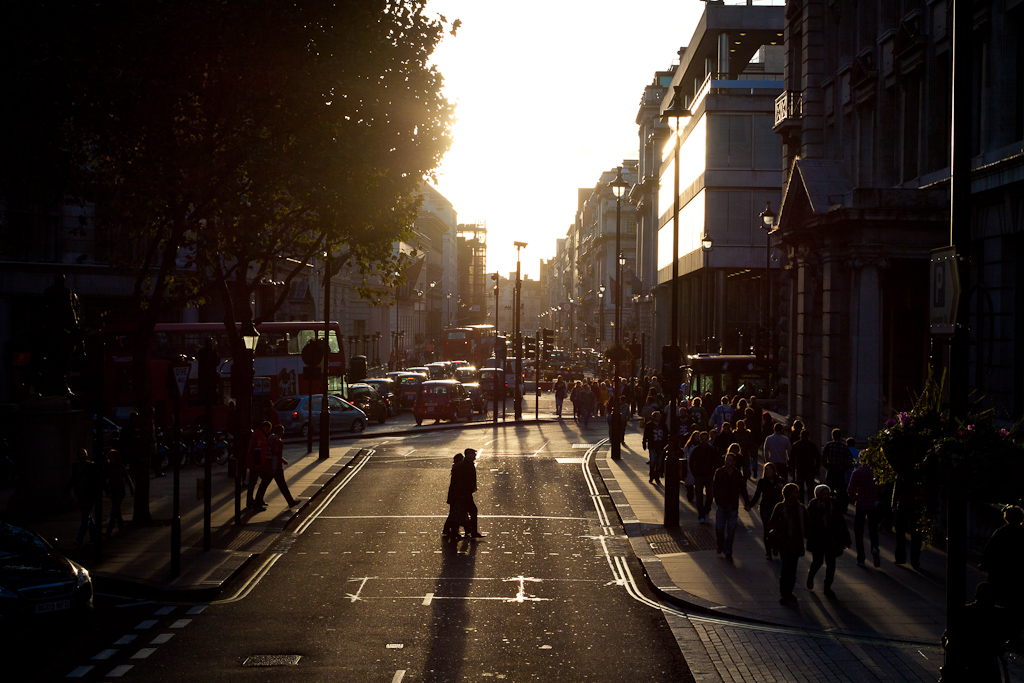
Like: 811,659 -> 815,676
712,450 -> 751,561
769,483 -> 807,603
442,453 -> 467,537
452,448 -> 484,538
805,484 -> 850,597
689,431 -> 721,524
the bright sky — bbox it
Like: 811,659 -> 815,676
426,0 -> 704,281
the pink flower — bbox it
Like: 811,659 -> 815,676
1000,428 -> 1009,437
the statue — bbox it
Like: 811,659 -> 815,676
35,272 -> 84,397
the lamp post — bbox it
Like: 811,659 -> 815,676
597,285 -> 605,353
237,320 -> 259,525
609,166 -> 629,460
513,242 -> 527,420
661,85 -> 691,528
759,201 -> 777,362
702,234 -> 715,352
320,251 -> 335,461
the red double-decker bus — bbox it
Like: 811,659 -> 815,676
442,325 -> 496,368
103,321 -> 345,429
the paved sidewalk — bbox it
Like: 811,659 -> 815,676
599,423 -> 1024,681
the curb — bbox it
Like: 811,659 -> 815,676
594,449 -> 939,647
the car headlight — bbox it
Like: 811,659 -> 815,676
74,564 -> 91,588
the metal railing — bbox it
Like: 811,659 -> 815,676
774,90 -> 803,128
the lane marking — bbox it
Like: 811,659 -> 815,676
531,442 -> 549,457
422,593 -> 434,606
150,634 -> 174,645
114,636 -> 136,645
92,650 -> 117,661
154,606 -> 175,616
346,577 -> 374,602
107,665 -> 133,677
134,620 -> 158,630
316,514 -> 589,521
131,648 -> 157,659
169,619 -> 191,628
65,666 -> 93,678
393,671 -> 407,683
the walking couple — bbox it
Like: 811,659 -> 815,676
442,448 -> 486,540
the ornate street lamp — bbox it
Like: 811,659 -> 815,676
759,201 -> 776,361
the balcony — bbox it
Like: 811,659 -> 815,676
773,90 -> 802,131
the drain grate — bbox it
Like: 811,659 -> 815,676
243,655 -> 302,667
642,527 -> 717,554
182,527 -> 264,551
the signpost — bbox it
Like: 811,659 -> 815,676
929,246 -> 960,337
166,355 -> 192,579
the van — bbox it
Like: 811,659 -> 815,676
414,380 -> 473,425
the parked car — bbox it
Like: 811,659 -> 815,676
455,366 -> 479,383
394,372 -> 428,410
341,383 -> 387,425
0,521 -> 93,623
463,382 -> 487,414
274,395 -> 367,436
414,380 -> 474,425
407,366 -> 432,377
363,378 -> 397,416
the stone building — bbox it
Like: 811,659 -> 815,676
773,0 -> 1024,441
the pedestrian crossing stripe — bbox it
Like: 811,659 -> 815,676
572,444 -> 595,449
555,458 -> 586,464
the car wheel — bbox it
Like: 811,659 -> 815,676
351,419 -> 365,433
378,412 -> 387,425
301,423 -> 311,438
415,417 -> 423,426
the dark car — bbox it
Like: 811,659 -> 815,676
413,380 -> 474,425
455,366 -> 479,383
479,367 -> 508,400
395,372 -> 428,410
0,522 -> 93,623
363,378 -> 397,416
463,382 -> 487,415
342,383 -> 387,425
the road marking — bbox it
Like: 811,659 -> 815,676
186,605 -> 206,615
393,671 -> 407,683
106,665 -> 133,677
92,650 -> 118,660
317,514 -> 589,521
135,620 -> 158,630
150,634 -> 174,645
131,648 -> 157,659
154,606 -> 175,615
346,577 -> 373,602
531,442 -> 548,457
422,593 -> 434,606
169,619 -> 191,628
114,636 -> 136,645
386,644 -> 404,649
65,666 -> 93,677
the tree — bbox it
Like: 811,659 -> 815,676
2,0 -> 456,519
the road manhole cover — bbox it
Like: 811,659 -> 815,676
642,527 -> 716,554
243,655 -> 302,667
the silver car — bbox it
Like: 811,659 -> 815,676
274,395 -> 367,437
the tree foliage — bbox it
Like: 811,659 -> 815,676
2,0 -> 457,518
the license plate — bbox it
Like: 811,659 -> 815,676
34,599 -> 71,614
427,406 -> 434,413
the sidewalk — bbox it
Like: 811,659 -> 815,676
599,425 -> 976,644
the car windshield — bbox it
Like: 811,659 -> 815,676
401,376 -> 421,385
0,523 -> 50,558
423,385 -> 450,395
275,397 -> 301,411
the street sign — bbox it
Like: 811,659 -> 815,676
930,246 -> 960,336
253,376 -> 272,397
168,358 -> 192,402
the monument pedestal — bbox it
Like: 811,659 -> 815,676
6,398 -> 92,517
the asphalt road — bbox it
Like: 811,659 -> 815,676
30,422 -> 695,682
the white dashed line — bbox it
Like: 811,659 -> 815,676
150,633 -> 174,645
106,665 -> 133,677
423,593 -> 434,606
154,606 -> 175,615
92,649 -> 118,660
135,620 -> 158,630
169,619 -> 191,628
131,648 -> 157,659
66,666 -> 94,677
393,670 -> 407,682
114,636 -> 136,645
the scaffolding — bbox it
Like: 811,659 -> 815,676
457,222 -> 487,326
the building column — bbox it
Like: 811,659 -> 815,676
819,252 -> 844,443
848,257 -> 886,441
793,254 -> 818,423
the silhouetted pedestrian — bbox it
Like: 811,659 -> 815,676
768,483 -> 806,604
642,411 -> 668,484
254,424 -> 297,509
246,421 -> 271,510
453,448 -> 484,538
821,428 -> 853,509
805,484 -> 850,598
442,453 -> 468,537
891,475 -> 923,569
981,505 -> 1024,617
68,448 -> 100,547
104,449 -> 133,537
763,422 -> 792,481
948,582 -> 1013,682
790,429 -> 820,502
713,449 -> 750,561
689,431 -> 720,524
847,461 -> 884,567
748,462 -> 784,560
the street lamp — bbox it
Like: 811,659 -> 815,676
702,234 -> 715,352
597,285 -> 605,351
759,201 -> 777,361
660,86 -> 691,528
237,318 -> 259,524
609,166 -> 629,458
513,242 -> 527,420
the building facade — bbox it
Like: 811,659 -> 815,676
773,0 -> 1024,442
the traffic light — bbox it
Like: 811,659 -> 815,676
661,345 -> 681,400
524,335 -> 537,359
542,327 -> 554,350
